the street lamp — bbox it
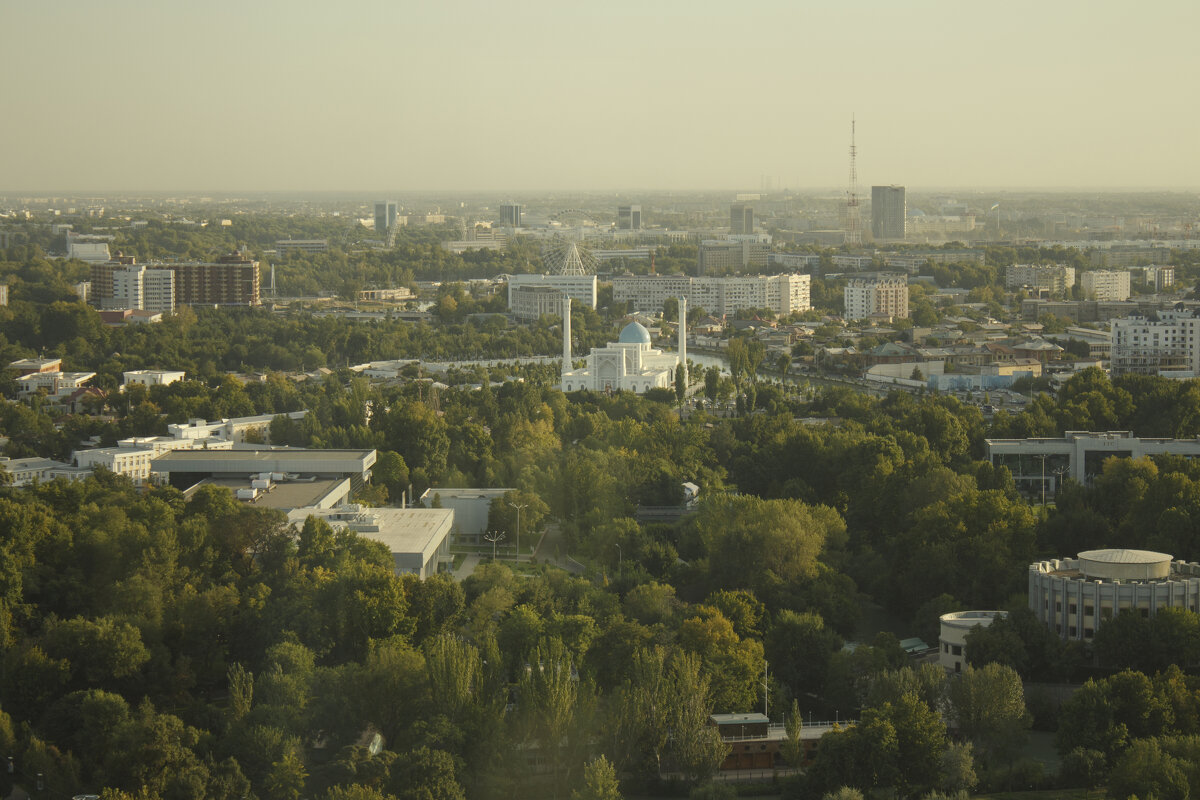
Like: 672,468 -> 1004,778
484,530 -> 505,562
508,500 -> 528,557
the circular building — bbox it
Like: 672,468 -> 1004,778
1029,549 -> 1200,641
939,610 -> 1008,674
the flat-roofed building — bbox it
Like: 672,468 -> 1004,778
506,274 -> 597,311
1081,270 -> 1131,301
288,505 -> 453,578
419,487 -> 515,544
9,357 -> 63,376
153,447 -> 376,494
986,430 -> 1200,494
844,272 -> 909,321
0,457 -> 91,486
1030,549 -> 1200,641
511,285 -> 567,321
939,611 -> 1007,674
358,287 -> 414,302
1111,310 -> 1200,376
612,274 -> 810,317
73,446 -> 157,485
1005,264 -> 1076,293
166,411 -> 307,444
123,370 -> 186,389
276,239 -> 329,253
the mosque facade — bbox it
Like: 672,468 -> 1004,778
561,295 -> 687,393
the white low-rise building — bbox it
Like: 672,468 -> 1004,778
73,446 -> 157,485
123,370 -> 186,389
0,457 -> 91,486
15,371 -> 95,398
938,611 -> 1007,674
287,505 -> 453,579
166,411 -> 307,444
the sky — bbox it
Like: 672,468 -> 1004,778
2,0 -> 1198,193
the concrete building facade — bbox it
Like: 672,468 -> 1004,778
1030,549 -> 1200,641
506,274 -> 597,312
1005,264 -> 1076,294
612,274 -> 810,318
1081,270 -> 1131,301
844,273 -> 909,321
938,611 -> 1006,674
1110,310 -> 1200,376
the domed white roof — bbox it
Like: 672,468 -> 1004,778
1078,549 -> 1172,581
618,321 -> 652,345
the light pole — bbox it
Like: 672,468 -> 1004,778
484,530 -> 505,562
508,500 -> 528,557
615,542 -> 622,580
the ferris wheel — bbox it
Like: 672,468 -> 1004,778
541,236 -> 597,276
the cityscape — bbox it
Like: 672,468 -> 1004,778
2,2 -> 1200,800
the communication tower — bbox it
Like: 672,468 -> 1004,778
842,115 -> 863,247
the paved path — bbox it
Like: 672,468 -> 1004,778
535,524 -> 585,574
452,553 -> 481,582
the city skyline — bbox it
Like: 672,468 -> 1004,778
3,0 -> 1199,193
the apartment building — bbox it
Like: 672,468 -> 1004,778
844,273 -> 909,321
1005,264 -> 1076,293
612,274 -> 810,317
1080,270 -> 1131,301
1110,310 -> 1200,376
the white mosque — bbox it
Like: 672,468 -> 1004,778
561,294 -> 687,394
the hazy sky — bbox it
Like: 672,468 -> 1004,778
3,0 -> 1198,193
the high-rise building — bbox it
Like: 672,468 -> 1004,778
375,201 -> 398,234
844,273 -> 909,321
697,240 -> 770,275
730,204 -> 754,235
499,203 -> 523,228
108,266 -> 176,314
871,185 -> 906,241
618,205 -> 642,230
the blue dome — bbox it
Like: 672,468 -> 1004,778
618,321 -> 652,345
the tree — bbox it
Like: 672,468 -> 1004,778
704,367 -> 720,404
1107,738 -> 1191,800
947,664 -> 1030,769
910,366 -> 925,382
571,756 -> 622,800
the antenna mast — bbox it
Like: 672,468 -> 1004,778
844,114 -> 862,247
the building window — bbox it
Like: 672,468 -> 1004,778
1084,604 -> 1094,616
1069,603 -> 1077,614
951,645 -> 962,656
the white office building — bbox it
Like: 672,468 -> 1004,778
506,274 -> 597,311
986,430 -> 1200,494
